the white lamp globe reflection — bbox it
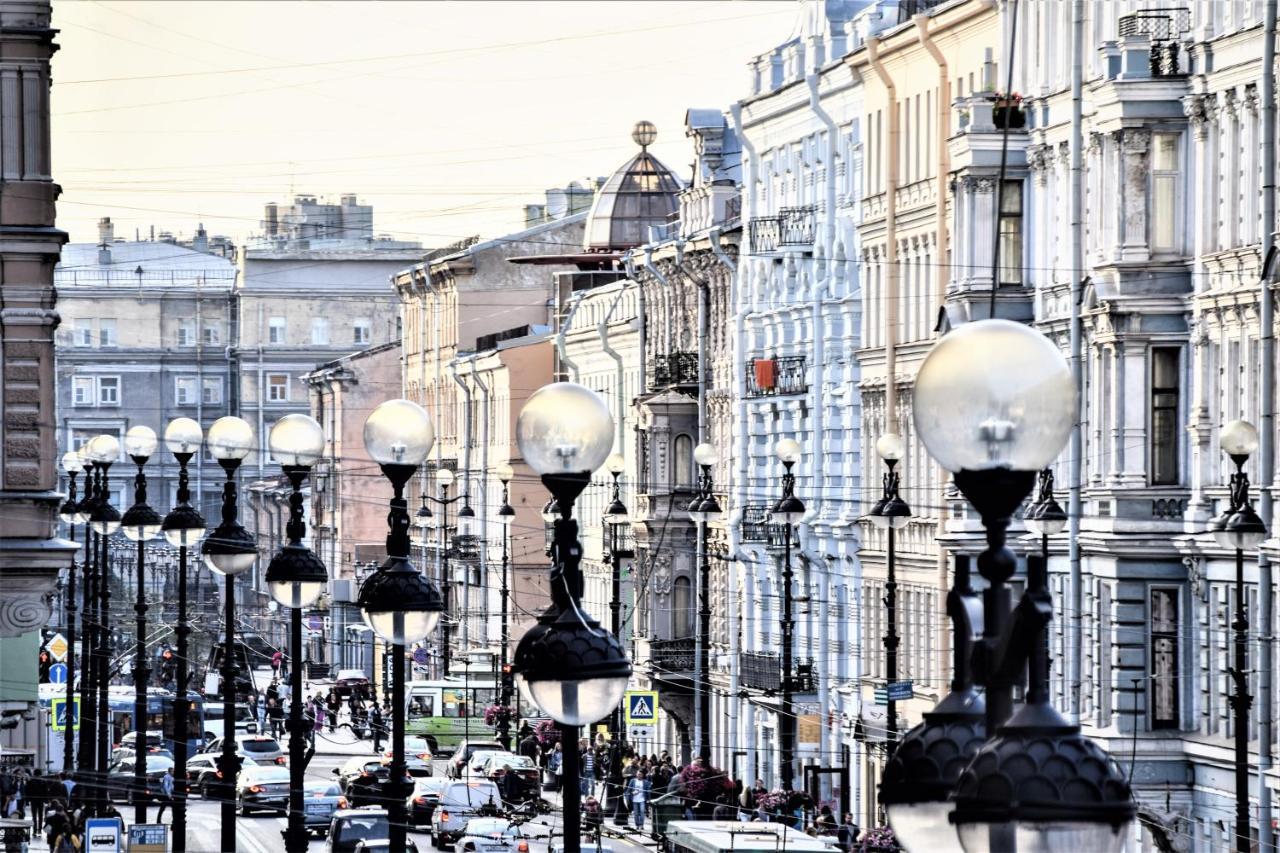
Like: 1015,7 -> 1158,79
164,417 -> 203,456
517,382 -> 615,476
123,426 -> 158,460
269,414 -> 326,467
363,399 -> 434,467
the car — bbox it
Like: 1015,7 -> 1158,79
185,753 -> 260,798
465,751 -> 510,778
300,780 -> 348,835
105,754 -> 175,802
455,818 -> 539,853
353,843 -> 419,853
549,841 -> 614,853
202,700 -> 259,739
334,669 -> 373,700
235,765 -> 291,815
112,730 -> 166,763
381,735 -> 433,777
335,756 -> 389,795
447,740 -> 504,779
481,755 -> 538,801
205,734 -> 286,765
408,776 -> 450,826
430,780 -> 504,849
326,808 -> 391,853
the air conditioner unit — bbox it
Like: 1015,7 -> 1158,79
332,579 -> 355,603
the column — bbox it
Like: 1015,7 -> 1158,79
1119,129 -> 1152,262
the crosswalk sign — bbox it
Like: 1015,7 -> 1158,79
624,691 -> 658,725
51,696 -> 79,732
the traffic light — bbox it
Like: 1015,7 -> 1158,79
38,651 -> 51,683
500,663 -> 514,693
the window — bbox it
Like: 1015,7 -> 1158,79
673,434 -> 694,487
177,322 -> 195,347
312,318 -> 329,346
202,377 -> 223,405
98,376 -> 120,406
1151,347 -> 1180,485
353,319 -> 371,345
997,180 -> 1023,286
268,317 -> 286,345
75,323 -> 94,347
72,377 -> 94,406
267,373 -> 289,402
1150,587 -> 1179,728
672,576 -> 694,638
174,376 -> 198,406
1152,133 -> 1178,253
99,319 -> 118,348
202,323 -> 221,345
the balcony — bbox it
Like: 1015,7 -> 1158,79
554,269 -> 628,293
650,637 -> 696,673
1118,8 -> 1190,77
739,651 -> 816,693
745,356 -> 807,398
605,524 -> 636,560
748,206 -> 816,253
649,351 -> 699,391
740,504 -> 790,547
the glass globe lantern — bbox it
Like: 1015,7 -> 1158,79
1025,495 -> 1068,537
1221,419 -> 1259,459
693,443 -> 718,468
124,425 -> 158,460
415,499 -> 433,529
59,452 -> 84,524
876,433 -> 906,463
121,426 -> 163,543
357,569 -> 443,645
266,546 -> 327,609
87,435 -> 122,536
516,382 -> 615,477
770,438 -> 805,525
498,502 -> 516,527
495,463 -> 515,483
604,454 -> 625,477
513,608 -> 632,726
913,320 -> 1075,475
870,494 -> 911,530
457,503 -> 477,537
269,414 -> 325,467
164,417 -> 203,457
1216,505 -> 1268,551
207,416 -> 253,462
202,417 -> 257,576
541,499 -> 560,524
775,438 -> 802,466
436,468 -> 455,490
364,400 -> 434,468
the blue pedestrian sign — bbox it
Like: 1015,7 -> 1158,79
49,662 -> 68,684
51,696 -> 79,731
887,681 -> 913,702
624,691 -> 658,725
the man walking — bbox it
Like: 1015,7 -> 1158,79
154,767 -> 175,822
26,770 -> 47,834
369,704 -> 385,753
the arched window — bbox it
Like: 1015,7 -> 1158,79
673,434 -> 694,487
673,576 -> 694,638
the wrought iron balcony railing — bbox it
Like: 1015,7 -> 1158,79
739,651 -> 816,693
740,504 -> 791,547
748,206 -> 816,253
649,351 -> 700,390
745,355 -> 808,398
1118,8 -> 1190,76
650,637 -> 696,673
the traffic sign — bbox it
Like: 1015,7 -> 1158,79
127,823 -> 167,853
85,816 -> 122,853
624,690 -> 658,725
873,686 -> 888,706
49,663 -> 68,685
887,681 -> 913,702
46,633 -> 68,662
413,647 -> 428,665
628,725 -> 655,741
50,696 -> 79,732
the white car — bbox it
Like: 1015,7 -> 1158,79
430,780 -> 503,848
210,734 -> 285,765
381,735 -> 433,777
455,818 -> 540,853
465,750 -> 511,777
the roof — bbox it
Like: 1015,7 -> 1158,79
56,241 -> 237,283
583,122 -> 682,251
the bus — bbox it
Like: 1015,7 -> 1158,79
403,678 -> 500,753
662,821 -> 837,853
104,686 -> 206,756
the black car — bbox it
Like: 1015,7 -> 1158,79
447,740 -> 504,779
327,809 -> 399,853
106,754 -> 174,802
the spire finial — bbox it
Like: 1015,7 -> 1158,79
631,120 -> 657,150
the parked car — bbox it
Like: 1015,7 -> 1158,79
430,780 -> 503,849
335,756 -> 389,795
204,734 -> 285,765
202,700 -> 259,739
408,776 -> 450,826
455,818 -> 539,853
334,669 -> 373,700
185,753 -> 259,798
327,809 -> 395,853
235,764 -> 291,815
446,740 -> 504,779
300,780 -> 348,835
105,754 -> 175,802
381,735 -> 433,777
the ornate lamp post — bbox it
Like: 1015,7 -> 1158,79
1025,469 -> 1067,563
1211,419 -> 1268,853
602,452 -> 631,823
59,452 -> 84,778
686,443 -> 722,765
769,438 -> 804,792
265,414 -> 329,853
88,434 -> 122,812
74,444 -> 99,802
121,426 -> 163,824
911,319 -> 1134,852
495,463 -> 516,750
429,467 -> 461,676
358,399 -> 445,853
201,416 -> 257,852
161,417 -> 207,853
868,433 -> 911,752
512,383 -> 631,853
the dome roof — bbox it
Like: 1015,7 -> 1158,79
583,122 -> 682,251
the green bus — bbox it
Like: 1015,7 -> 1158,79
403,678 -> 501,753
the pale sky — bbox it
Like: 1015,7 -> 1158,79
51,1 -> 799,248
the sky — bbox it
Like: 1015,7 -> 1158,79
51,0 -> 799,248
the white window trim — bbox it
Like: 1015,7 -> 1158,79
312,318 -> 330,346
99,320 -> 118,349
268,317 -> 287,345
97,375 -> 121,407
174,376 -> 198,407
202,376 -> 224,405
267,373 -> 290,402
72,376 -> 94,406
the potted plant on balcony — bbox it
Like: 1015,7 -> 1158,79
857,825 -> 902,853
991,91 -> 1025,129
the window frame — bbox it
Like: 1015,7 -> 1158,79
97,375 -> 121,407
353,318 -> 372,345
311,317 -> 330,346
1149,585 -> 1180,729
75,323 -> 95,347
997,179 -> 1024,287
99,319 -> 118,349
177,322 -> 195,348
174,376 -> 198,407
72,376 -> 95,406
202,376 -> 223,405
1150,346 -> 1181,486
1150,131 -> 1180,254
202,323 -> 221,346
267,373 -> 290,402
268,317 -> 286,345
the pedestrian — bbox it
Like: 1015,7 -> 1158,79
547,743 -> 563,792
369,703 -> 385,753
836,813 -> 860,853
26,769 -> 47,833
518,732 -> 539,762
579,739 -> 595,799
498,764 -> 522,806
326,689 -> 340,732
59,772 -> 75,806
815,804 -> 836,832
268,696 -> 285,739
314,697 -> 326,733
154,767 -> 174,822
625,768 -> 651,831
43,801 -> 69,850
582,795 -> 603,844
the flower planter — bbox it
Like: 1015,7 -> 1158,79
992,102 -> 1026,130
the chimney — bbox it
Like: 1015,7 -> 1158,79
264,202 -> 279,237
193,223 -> 209,254
97,217 -> 113,265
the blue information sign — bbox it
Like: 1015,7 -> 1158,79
49,663 -> 68,684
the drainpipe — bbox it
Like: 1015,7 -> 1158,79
256,303 -> 266,475
468,358 -> 492,650
450,361 -> 474,653
806,70 -> 837,799
553,290 -> 587,382
914,8 -> 956,716
866,37 -> 900,433
1257,1 -> 1277,847
598,282 -> 630,452
1068,0 -> 1085,728
729,101 -> 755,783
624,254 -> 647,389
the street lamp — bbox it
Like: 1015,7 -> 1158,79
602,452 -> 631,824
869,433 -> 911,752
88,433 -> 121,811
421,465 -> 462,676
357,399 -> 445,853
513,383 -> 631,853
201,415 -> 256,853
122,425 -> 162,824
495,463 -> 516,751
769,438 -> 804,792
161,417 -> 206,853
265,414 -> 328,853
912,319 -> 1134,852
1212,419 -> 1267,853
59,452 -> 84,780
73,444 -> 99,802
687,443 -> 721,765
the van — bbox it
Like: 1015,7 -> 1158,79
430,780 -> 503,848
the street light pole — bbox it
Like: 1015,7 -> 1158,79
495,464 -> 516,751
770,439 -> 805,792
602,453 -> 630,823
686,444 -> 722,767
869,434 -> 911,753
58,454 -> 83,779
161,417 -> 208,853
75,453 -> 98,804
87,434 -> 123,814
